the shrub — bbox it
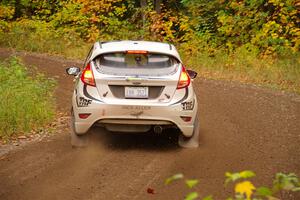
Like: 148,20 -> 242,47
0,57 -> 56,140
0,19 -> 89,59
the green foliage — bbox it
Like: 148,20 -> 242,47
185,192 -> 199,200
0,19 -> 89,58
165,173 -> 184,185
181,0 -> 221,35
273,173 -> 300,192
0,0 -> 299,94
165,171 -> 300,200
216,0 -> 300,54
202,195 -> 213,200
1,0 -> 299,54
256,187 -> 273,197
0,4 -> 14,20
179,41 -> 300,94
185,179 -> 199,188
225,171 -> 256,185
0,57 -> 57,140
181,0 -> 299,55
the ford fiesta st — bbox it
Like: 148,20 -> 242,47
66,41 -> 199,148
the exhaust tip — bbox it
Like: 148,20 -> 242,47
153,125 -> 163,134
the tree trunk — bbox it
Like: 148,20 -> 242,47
13,0 -> 22,19
155,0 -> 162,14
140,0 -> 147,38
140,0 -> 147,8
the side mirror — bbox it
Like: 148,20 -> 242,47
187,69 -> 197,79
66,67 -> 80,76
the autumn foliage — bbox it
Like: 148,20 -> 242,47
0,0 -> 299,93
1,0 -> 298,54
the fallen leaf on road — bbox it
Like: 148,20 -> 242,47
147,188 -> 155,194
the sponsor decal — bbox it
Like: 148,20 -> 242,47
181,100 -> 194,110
83,85 -> 103,102
126,77 -> 143,81
78,96 -> 92,107
103,91 -> 108,97
170,88 -> 189,105
130,111 -> 144,117
122,105 -> 151,110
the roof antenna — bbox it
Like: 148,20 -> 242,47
99,41 -> 102,49
169,44 -> 172,50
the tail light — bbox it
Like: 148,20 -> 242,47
81,63 -> 96,87
79,113 -> 91,119
177,66 -> 190,89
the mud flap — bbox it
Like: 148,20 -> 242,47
70,109 -> 89,148
70,130 -> 89,147
178,115 -> 199,148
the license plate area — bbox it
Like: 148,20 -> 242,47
125,87 -> 149,99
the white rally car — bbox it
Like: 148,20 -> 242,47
66,41 -> 199,148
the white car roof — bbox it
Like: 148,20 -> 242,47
90,41 -> 182,62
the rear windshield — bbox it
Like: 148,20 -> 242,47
94,52 -> 179,76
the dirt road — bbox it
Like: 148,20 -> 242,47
0,49 -> 299,200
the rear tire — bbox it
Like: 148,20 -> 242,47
178,115 -> 199,148
70,109 -> 89,148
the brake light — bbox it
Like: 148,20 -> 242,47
126,50 -> 148,54
177,66 -> 190,89
81,63 -> 96,87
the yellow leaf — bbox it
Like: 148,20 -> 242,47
235,181 -> 256,200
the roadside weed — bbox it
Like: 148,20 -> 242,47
0,57 -> 57,140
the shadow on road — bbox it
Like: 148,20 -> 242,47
87,126 -> 181,152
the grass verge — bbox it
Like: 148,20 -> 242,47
0,56 -> 57,140
180,47 -> 300,94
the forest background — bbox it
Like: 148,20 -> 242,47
0,0 -> 299,93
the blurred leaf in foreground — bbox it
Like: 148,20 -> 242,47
202,195 -> 213,200
235,181 -> 256,200
165,173 -> 184,185
256,186 -> 273,197
185,179 -> 199,188
225,170 -> 256,184
184,192 -> 198,200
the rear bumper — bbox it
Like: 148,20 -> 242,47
72,97 -> 198,137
